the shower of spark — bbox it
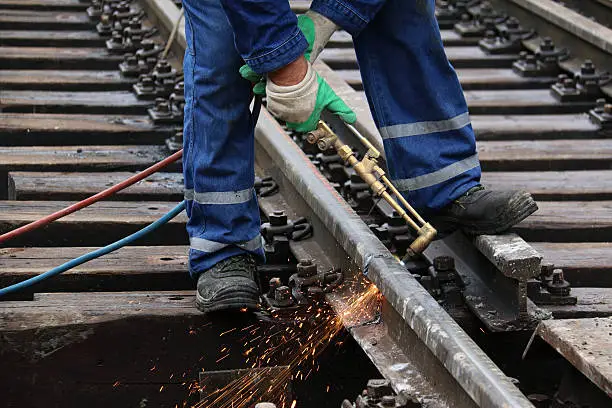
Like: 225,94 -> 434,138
195,280 -> 381,408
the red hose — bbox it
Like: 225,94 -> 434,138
0,149 -> 183,245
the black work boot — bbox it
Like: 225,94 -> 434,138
432,185 -> 538,235
195,254 -> 260,313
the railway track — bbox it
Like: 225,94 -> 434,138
0,0 -> 610,407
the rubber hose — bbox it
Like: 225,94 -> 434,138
0,201 -> 186,297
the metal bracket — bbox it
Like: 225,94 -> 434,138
424,231 -> 549,331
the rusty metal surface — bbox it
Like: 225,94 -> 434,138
536,317 -> 612,397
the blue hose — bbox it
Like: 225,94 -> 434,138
0,201 -> 186,298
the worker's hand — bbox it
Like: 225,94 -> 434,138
239,10 -> 337,92
266,59 -> 356,133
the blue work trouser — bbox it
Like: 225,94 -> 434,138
183,0 -> 481,275
182,0 -> 264,276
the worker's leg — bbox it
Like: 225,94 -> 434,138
182,0 -> 262,311
352,0 -> 481,213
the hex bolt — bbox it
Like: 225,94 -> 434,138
556,74 -> 568,85
581,59 -> 596,75
433,256 -> 455,272
100,13 -> 111,25
269,210 -> 288,226
552,269 -> 564,284
563,78 -> 576,89
141,39 -> 155,50
525,54 -> 537,67
484,30 -> 496,41
381,395 -> 396,407
124,53 -> 138,66
594,98 -> 606,113
110,30 -> 123,44
139,75 -> 155,90
274,285 -> 293,306
604,104 -> 612,115
547,269 -> 571,296
268,277 -> 281,297
154,98 -> 171,115
297,260 -> 317,278
156,59 -> 172,73
540,37 -> 554,51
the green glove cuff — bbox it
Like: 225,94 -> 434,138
286,74 -> 356,133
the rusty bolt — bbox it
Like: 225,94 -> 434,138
604,104 -> 612,115
297,260 -> 317,278
552,269 -> 564,284
274,285 -> 293,306
268,277 -> 281,298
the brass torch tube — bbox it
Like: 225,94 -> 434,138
381,175 -> 427,226
380,191 -> 421,231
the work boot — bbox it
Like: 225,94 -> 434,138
195,254 -> 260,313
432,185 -> 538,235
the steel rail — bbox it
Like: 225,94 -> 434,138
142,0 -> 535,406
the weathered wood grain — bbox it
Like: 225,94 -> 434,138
535,317 -> 612,397
477,139 -> 612,171
0,113 -> 172,146
0,0 -> 89,10
0,46 -> 122,70
0,90 -> 152,114
515,201 -> 612,242
0,200 -> 187,247
0,246 -> 190,292
481,170 -> 612,200
9,171 -> 183,201
0,70 -> 134,91
0,10 -> 94,30
0,145 -> 171,172
0,30 -> 104,47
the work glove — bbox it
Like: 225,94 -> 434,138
265,60 -> 356,132
299,10 -> 339,62
239,10 -> 338,92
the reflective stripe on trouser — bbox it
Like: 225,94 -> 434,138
353,0 -> 481,212
182,0 -> 263,276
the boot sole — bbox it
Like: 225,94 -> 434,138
432,192 -> 538,236
195,289 -> 260,313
